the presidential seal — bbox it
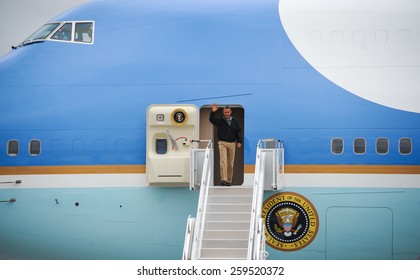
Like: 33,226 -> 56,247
262,192 -> 319,251
171,108 -> 188,126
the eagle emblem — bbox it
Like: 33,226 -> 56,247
274,207 -> 303,237
171,108 -> 188,126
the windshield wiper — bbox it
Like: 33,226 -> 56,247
12,40 -> 45,49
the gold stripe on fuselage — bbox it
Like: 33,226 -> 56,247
1,165 -> 419,175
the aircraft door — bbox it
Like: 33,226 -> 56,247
200,105 -> 244,186
146,104 -> 199,186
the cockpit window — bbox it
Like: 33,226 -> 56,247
75,22 -> 93,43
51,23 -> 72,41
17,21 -> 94,48
24,23 -> 60,42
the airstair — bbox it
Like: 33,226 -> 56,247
183,139 -> 284,260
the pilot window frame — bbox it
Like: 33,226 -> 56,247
48,21 -> 95,45
331,138 -> 344,155
74,22 -> 94,43
24,23 -> 61,42
7,140 -> 19,156
50,22 -> 73,41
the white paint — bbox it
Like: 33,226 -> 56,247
1,172 -> 419,189
283,174 -> 420,189
279,0 -> 420,113
0,174 -> 145,189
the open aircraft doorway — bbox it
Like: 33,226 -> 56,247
200,105 -> 244,186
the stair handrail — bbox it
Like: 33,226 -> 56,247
248,139 -> 282,259
190,140 -> 213,260
257,217 -> 268,259
247,140 -> 265,259
182,215 -> 195,260
189,139 -> 212,190
278,140 -> 285,189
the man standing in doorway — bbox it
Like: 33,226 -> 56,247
209,104 -> 242,186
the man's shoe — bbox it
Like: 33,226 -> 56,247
221,180 -> 227,186
226,181 -> 232,186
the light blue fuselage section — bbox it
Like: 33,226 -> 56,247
2,187 -> 420,260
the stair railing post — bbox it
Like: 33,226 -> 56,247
279,140 -> 285,189
248,140 -> 265,259
248,139 -> 283,259
182,215 -> 195,260
190,141 -> 213,260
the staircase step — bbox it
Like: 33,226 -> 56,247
204,221 -> 250,230
208,187 -> 253,196
207,203 -> 252,212
202,239 -> 249,249
200,248 -> 248,259
207,195 -> 253,204
203,230 -> 249,240
205,212 -> 251,222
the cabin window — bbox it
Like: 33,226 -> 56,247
376,138 -> 389,154
7,140 -> 19,156
75,22 -> 93,43
353,138 -> 366,154
331,138 -> 344,155
51,23 -> 72,41
399,138 -> 412,155
29,140 -> 41,156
